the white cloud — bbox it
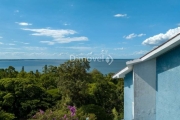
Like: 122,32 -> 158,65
0,52 -> 25,55
114,47 -> 124,50
40,41 -> 55,45
87,52 -> 93,55
142,27 -> 180,46
138,33 -> 146,37
59,46 -> 91,50
0,51 -> 70,59
14,41 -> 30,45
0,36 -> 2,39
114,14 -> 127,17
133,50 -> 148,55
22,42 -> 29,45
124,33 -> 146,39
178,23 -> 180,26
16,22 -> 32,26
63,23 -> 70,26
101,50 -> 108,54
54,37 -> 88,43
22,28 -> 88,44
59,52 -> 68,56
124,33 -> 136,39
0,42 -> 3,44
23,46 -> 47,51
14,10 -> 19,13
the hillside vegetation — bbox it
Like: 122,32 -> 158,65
0,59 -> 124,120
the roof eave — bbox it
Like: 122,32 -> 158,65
126,59 -> 142,65
112,66 -> 133,78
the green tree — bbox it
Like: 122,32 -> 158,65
0,69 -> 6,79
58,59 -> 90,106
42,65 -> 48,74
0,78 -> 59,119
21,66 -> 24,72
5,66 -> 18,78
0,60 -> 124,120
0,108 -> 15,120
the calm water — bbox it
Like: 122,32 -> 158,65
0,59 -> 131,74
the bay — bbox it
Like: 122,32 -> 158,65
0,59 -> 131,74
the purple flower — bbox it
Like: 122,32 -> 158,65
64,114 -> 67,118
67,106 -> 76,116
39,109 -> 44,114
67,106 -> 71,109
32,115 -> 36,118
71,112 -> 75,116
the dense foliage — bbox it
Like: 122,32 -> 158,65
0,59 -> 124,120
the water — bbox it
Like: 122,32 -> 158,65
0,59 -> 131,74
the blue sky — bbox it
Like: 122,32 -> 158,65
0,0 -> 180,59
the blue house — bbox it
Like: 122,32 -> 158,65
113,33 -> 180,120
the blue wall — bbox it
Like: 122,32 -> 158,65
124,71 -> 133,120
156,45 -> 180,120
134,59 -> 156,120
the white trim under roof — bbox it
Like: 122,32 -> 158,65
113,33 -> 180,78
112,66 -> 133,78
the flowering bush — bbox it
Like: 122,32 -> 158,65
68,106 -> 76,117
30,106 -> 78,120
29,105 -> 97,120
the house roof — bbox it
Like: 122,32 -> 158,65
112,33 -> 180,79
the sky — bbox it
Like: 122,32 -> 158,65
0,0 -> 180,59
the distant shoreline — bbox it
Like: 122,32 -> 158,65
0,59 -> 132,74
0,58 -> 132,60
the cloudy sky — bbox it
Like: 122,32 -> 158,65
0,0 -> 180,59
